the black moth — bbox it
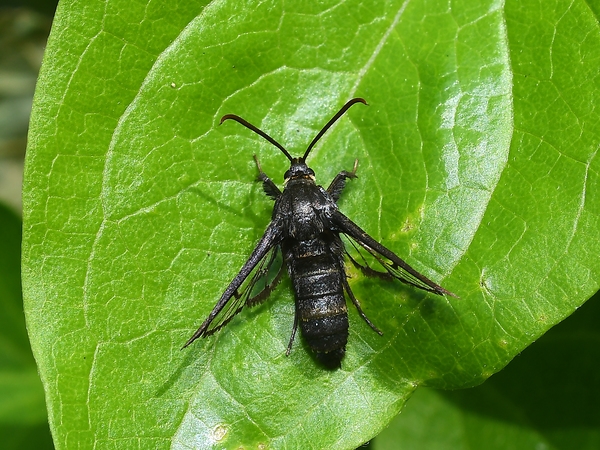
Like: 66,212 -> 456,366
184,98 -> 457,367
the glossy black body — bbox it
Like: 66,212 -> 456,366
277,166 -> 353,364
184,98 -> 456,367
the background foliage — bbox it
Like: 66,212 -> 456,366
0,203 -> 53,448
0,4 -> 54,448
22,0 -> 600,448
374,289 -> 600,449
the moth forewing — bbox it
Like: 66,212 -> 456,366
331,211 -> 457,297
182,219 -> 283,347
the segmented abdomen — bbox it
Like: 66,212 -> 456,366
284,237 -> 348,365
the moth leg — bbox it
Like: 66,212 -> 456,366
342,276 -> 383,336
286,308 -> 300,356
245,247 -> 285,307
327,159 -> 358,202
254,154 -> 281,200
345,240 -> 394,281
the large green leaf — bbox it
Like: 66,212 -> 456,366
23,0 -> 600,448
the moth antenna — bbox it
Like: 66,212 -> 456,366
220,114 -> 294,162
302,98 -> 368,161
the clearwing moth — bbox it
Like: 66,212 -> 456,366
184,98 -> 457,367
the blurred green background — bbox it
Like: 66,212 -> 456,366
1,2 -> 55,448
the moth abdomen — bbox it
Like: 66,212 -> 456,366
300,309 -> 349,345
285,236 -> 350,364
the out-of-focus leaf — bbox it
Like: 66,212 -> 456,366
0,202 -> 53,448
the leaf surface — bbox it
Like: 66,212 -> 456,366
23,0 -> 600,448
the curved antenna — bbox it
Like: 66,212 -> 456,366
302,97 -> 368,161
220,114 -> 293,162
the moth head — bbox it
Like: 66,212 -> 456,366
284,158 -> 316,182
